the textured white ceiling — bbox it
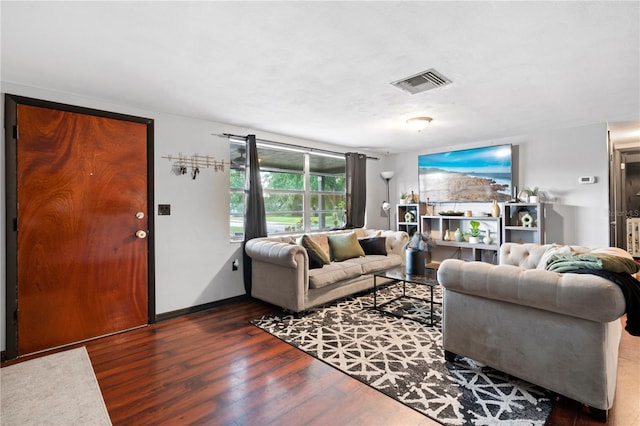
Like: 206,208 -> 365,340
2,1 -> 639,153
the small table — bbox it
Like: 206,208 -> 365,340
372,267 -> 441,325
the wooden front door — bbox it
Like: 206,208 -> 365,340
9,99 -> 153,356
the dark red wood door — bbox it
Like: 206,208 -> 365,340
16,104 -> 149,355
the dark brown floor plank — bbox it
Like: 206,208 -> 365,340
3,298 -> 637,425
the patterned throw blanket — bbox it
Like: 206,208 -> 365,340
546,253 -> 640,274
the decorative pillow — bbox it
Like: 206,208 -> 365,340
298,235 -> 331,265
306,248 -> 325,269
308,234 -> 331,260
358,236 -> 387,256
328,232 -> 365,261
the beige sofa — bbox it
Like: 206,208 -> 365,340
437,243 -> 631,422
245,228 -> 409,313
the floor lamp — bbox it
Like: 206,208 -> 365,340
381,171 -> 394,230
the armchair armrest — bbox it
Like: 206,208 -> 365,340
437,259 -> 626,323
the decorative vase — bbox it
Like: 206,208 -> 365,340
406,191 -> 418,204
405,249 -> 425,275
483,230 -> 493,245
443,230 -> 451,241
491,200 -> 500,217
522,213 -> 534,227
454,228 -> 463,242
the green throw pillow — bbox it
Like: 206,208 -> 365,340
299,235 -> 331,265
328,232 -> 365,261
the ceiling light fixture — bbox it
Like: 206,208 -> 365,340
407,116 -> 433,132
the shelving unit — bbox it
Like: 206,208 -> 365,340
502,203 -> 545,244
421,215 -> 502,264
396,203 -> 426,236
626,218 -> 640,256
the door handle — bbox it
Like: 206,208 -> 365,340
135,230 -> 148,239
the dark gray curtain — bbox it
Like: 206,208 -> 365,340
345,152 -> 367,228
242,135 -> 267,295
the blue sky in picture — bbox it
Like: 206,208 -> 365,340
418,144 -> 512,174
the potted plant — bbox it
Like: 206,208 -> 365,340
400,192 -> 408,204
403,232 -> 434,275
524,187 -> 540,203
468,220 -> 482,244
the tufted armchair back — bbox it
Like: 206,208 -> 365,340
499,243 -> 591,269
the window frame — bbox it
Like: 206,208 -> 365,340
229,140 -> 345,241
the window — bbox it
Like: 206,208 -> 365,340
229,140 -> 346,240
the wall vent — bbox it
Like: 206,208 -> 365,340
391,68 -> 452,94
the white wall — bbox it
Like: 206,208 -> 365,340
0,82 -> 386,352
390,122 -> 610,247
0,82 -> 610,353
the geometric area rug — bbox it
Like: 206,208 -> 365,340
0,346 -> 112,426
252,281 -> 553,425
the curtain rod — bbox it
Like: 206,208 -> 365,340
215,133 -> 379,160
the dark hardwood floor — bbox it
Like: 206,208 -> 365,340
3,298 -> 639,425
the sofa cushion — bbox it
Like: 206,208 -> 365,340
346,253 -> 402,274
308,262 -> 362,289
358,236 -> 387,256
299,234 -> 331,265
328,232 -> 365,261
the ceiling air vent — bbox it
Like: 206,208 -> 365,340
391,68 -> 452,94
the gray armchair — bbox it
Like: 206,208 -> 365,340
437,243 -> 629,422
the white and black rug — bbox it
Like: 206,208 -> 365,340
251,281 -> 553,425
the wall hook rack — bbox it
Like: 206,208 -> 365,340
162,153 -> 231,179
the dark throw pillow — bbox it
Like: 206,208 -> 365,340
306,248 -> 325,269
327,232 -> 365,261
358,236 -> 387,256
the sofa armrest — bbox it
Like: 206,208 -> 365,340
245,238 -> 306,269
245,238 -> 308,312
437,259 -> 626,323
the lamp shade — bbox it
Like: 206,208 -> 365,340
380,171 -> 395,179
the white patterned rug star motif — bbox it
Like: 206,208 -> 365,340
252,282 -> 553,426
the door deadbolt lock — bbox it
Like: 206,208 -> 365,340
136,212 -> 145,219
135,230 -> 148,239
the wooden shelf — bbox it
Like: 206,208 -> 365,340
504,226 -> 539,231
421,215 -> 501,263
396,203 -> 426,235
502,203 -> 545,244
436,240 -> 499,251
